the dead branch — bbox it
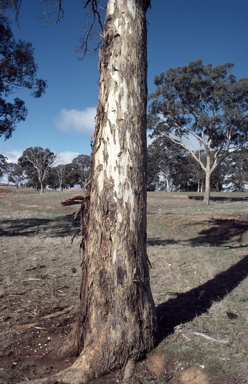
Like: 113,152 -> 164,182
191,331 -> 230,344
61,192 -> 89,206
14,306 -> 74,333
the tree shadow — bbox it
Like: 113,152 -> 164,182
156,254 -> 248,345
187,218 -> 248,247
148,218 -> 248,248
148,238 -> 178,246
188,195 -> 248,202
0,214 -> 80,237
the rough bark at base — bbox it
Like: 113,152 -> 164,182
74,0 -> 157,377
18,1 -> 157,383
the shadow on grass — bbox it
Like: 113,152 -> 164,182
0,214 -> 80,237
189,218 -> 248,246
188,195 -> 248,202
148,218 -> 248,248
156,253 -> 248,344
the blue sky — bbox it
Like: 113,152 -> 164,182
1,0 -> 248,165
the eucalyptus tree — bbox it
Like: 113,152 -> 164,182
147,137 -> 187,192
225,149 -> 248,192
71,154 -> 91,188
18,147 -> 57,193
7,162 -> 25,186
0,14 -> 46,139
47,163 -> 78,190
0,154 -> 8,177
16,1 -> 156,383
148,60 -> 248,204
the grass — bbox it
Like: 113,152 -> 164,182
0,186 -> 247,383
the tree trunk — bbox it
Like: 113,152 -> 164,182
19,1 -> 157,383
66,0 -> 157,380
203,154 -> 211,205
40,181 -> 44,194
165,176 -> 171,192
75,0 -> 157,375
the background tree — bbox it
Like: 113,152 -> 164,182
47,163 -> 78,190
148,60 -> 248,204
225,149 -> 248,192
0,154 -> 8,177
71,154 -> 91,188
171,153 -> 199,192
148,137 -> 187,192
147,144 -> 160,191
47,164 -> 66,190
18,147 -> 57,193
7,162 -> 24,187
0,14 -> 47,139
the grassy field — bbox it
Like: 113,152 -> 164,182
0,186 -> 247,383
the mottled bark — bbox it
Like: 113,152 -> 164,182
74,0 -> 157,379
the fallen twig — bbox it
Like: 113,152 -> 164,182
14,306 -> 74,333
191,331 -> 230,344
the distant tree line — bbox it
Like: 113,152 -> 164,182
1,143 -> 247,194
0,146 -> 91,193
147,138 -> 248,193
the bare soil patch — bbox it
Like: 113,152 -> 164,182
0,186 -> 247,383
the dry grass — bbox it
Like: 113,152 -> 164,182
0,186 -> 247,384
147,192 -> 248,384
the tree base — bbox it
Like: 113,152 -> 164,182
17,353 -> 136,384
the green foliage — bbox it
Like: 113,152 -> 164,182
148,60 -> 248,203
0,15 -> 47,139
47,163 -> 78,190
18,147 -> 56,192
0,154 -> 8,177
7,162 -> 24,185
71,154 -> 91,187
147,137 -> 186,191
149,60 -> 248,149
225,148 -> 248,192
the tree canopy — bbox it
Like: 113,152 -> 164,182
71,154 -> 91,187
0,154 -> 8,177
18,146 -> 57,193
147,137 -> 186,192
0,14 -> 47,139
148,60 -> 248,204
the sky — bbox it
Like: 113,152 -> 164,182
1,0 -> 248,166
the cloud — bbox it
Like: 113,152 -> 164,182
54,107 -> 96,135
4,150 -> 23,163
54,151 -> 80,165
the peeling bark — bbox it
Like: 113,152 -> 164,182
75,0 -> 157,377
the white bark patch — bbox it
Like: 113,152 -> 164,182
120,80 -> 129,112
108,88 -> 118,125
127,0 -> 136,18
117,212 -> 123,223
114,18 -> 122,35
108,0 -> 115,15
112,249 -> 117,264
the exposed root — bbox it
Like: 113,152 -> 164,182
52,322 -> 82,360
17,356 -> 97,384
17,338 -> 107,384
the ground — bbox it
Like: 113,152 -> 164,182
0,186 -> 247,383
